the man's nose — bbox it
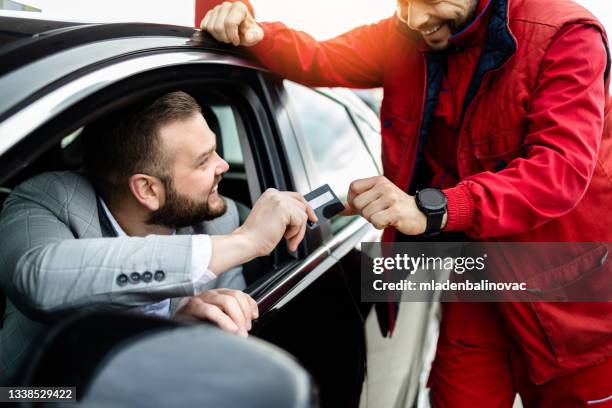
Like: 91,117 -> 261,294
407,2 -> 431,31
217,156 -> 230,174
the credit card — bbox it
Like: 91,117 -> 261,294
304,184 -> 345,229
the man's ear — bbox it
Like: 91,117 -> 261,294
128,174 -> 165,211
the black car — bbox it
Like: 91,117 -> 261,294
0,12 -> 438,407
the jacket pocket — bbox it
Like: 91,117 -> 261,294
524,245 -> 609,300
529,244 -> 612,360
380,104 -> 419,184
471,129 -> 525,172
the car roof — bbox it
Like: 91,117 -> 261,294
0,13 -> 261,125
0,13 -> 239,76
0,10 -> 84,30
0,11 -> 91,49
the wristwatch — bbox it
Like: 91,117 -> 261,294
415,188 -> 447,236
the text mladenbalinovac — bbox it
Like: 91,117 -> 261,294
373,279 -> 527,292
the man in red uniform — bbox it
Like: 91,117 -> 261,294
201,0 -> 612,405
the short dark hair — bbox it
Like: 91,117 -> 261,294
82,91 -> 202,203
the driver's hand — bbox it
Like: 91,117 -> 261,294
174,288 -> 258,338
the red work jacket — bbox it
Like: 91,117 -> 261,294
249,0 -> 612,383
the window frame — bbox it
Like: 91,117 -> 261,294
280,81 -> 381,234
0,54 -> 314,311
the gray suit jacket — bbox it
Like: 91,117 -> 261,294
0,171 -> 245,382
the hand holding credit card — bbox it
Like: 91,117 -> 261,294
304,184 -> 346,229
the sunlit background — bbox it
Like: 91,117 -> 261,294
1,0 -> 610,40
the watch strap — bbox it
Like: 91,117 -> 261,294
423,208 -> 445,236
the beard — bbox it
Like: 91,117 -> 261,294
146,176 -> 227,229
449,0 -> 480,33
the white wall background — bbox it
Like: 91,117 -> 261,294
570,1 -> 612,34
252,0 -> 396,40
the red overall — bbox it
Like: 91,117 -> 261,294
248,0 -> 612,404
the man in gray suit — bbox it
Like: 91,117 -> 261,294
0,91 -> 317,383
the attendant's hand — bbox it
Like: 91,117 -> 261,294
342,176 -> 444,236
200,1 -> 263,47
174,289 -> 258,338
238,189 -> 317,255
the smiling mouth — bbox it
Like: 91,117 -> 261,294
421,24 -> 442,36
210,177 -> 222,195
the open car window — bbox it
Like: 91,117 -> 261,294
284,81 -> 380,234
0,65 -> 308,297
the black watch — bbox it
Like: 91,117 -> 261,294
415,188 -> 447,236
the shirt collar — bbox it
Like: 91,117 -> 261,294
99,198 -> 175,237
99,198 -> 128,237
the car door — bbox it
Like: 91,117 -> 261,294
274,81 -> 442,408
242,78 -> 386,407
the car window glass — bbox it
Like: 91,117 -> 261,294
211,105 -> 243,166
61,128 -> 82,149
285,81 -> 379,232
353,115 -> 382,173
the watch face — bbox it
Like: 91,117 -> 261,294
419,188 -> 447,210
